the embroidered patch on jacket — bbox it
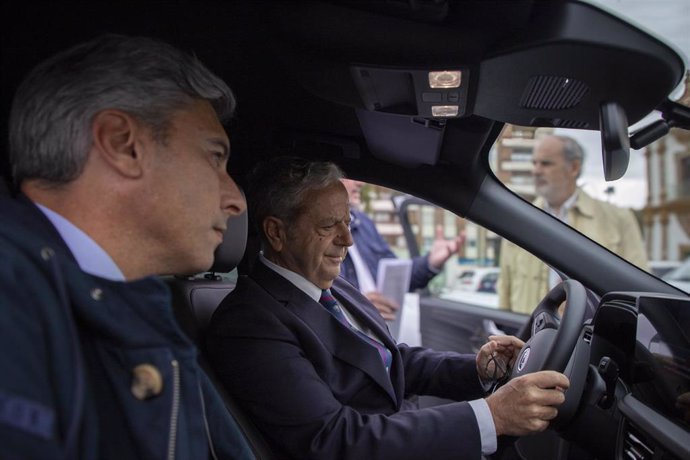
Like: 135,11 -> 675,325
0,390 -> 54,439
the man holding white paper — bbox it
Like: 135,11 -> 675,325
340,179 -> 463,320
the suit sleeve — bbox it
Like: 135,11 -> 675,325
397,344 -> 486,401
206,300 -> 483,460
409,254 -> 437,291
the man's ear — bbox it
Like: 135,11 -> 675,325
263,216 -> 286,252
567,158 -> 581,179
91,109 -> 144,178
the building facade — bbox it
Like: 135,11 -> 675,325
643,72 -> 690,262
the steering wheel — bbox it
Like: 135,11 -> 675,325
502,280 -> 590,458
511,279 -> 588,378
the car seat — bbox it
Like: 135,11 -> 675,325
167,209 -> 276,459
168,209 -> 248,342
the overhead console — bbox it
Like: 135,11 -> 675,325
472,1 -> 685,129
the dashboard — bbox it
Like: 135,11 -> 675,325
563,292 -> 690,460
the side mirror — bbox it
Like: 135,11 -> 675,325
600,102 -> 630,181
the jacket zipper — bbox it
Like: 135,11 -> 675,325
198,381 -> 219,460
167,359 -> 180,460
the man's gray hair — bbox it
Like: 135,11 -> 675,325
9,34 -> 235,185
247,157 -> 344,242
553,135 -> 585,178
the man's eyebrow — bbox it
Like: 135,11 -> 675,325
318,216 -> 342,225
207,137 -> 230,158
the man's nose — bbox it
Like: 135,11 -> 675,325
337,222 -> 354,247
220,173 -> 247,217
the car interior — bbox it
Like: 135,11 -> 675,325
2,1 -> 690,459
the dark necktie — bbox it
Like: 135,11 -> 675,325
319,289 -> 393,373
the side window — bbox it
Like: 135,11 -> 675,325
348,182 -> 502,311
347,183 -> 516,354
398,201 -> 499,308
350,179 -> 621,353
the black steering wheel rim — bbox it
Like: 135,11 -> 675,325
512,279 -> 588,377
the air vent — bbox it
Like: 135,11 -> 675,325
520,75 -> 589,110
622,422 -> 654,460
601,299 -> 637,310
530,117 -> 590,129
554,119 -> 589,129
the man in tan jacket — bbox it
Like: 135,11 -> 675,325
498,135 -> 647,314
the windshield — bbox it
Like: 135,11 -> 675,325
490,0 -> 690,295
342,1 -> 690,319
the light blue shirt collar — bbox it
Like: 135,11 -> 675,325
36,203 -> 126,281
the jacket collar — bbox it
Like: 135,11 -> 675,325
1,194 -> 188,348
1,194 -> 75,261
534,187 -> 596,219
250,261 -> 401,406
571,188 -> 597,218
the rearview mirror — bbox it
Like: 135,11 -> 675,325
600,102 -> 630,181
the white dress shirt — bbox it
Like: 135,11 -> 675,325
347,243 -> 377,293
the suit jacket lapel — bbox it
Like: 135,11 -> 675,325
331,279 -> 403,406
331,278 -> 396,350
251,263 -> 399,406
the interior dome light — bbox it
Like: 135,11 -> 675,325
431,105 -> 459,117
428,70 -> 461,88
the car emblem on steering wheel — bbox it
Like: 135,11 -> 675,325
517,347 -> 531,372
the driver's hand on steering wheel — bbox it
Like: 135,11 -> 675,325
476,335 -> 524,382
486,371 -> 570,436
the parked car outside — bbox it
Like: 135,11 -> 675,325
456,267 -> 500,293
650,260 -> 683,278
663,257 -> 690,293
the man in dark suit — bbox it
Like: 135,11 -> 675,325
340,178 -> 463,321
206,157 -> 570,460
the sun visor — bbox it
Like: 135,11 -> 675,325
356,109 -> 444,167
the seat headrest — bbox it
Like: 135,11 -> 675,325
209,209 -> 248,273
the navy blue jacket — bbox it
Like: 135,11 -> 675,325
0,196 -> 253,460
206,261 -> 484,460
340,209 -> 436,292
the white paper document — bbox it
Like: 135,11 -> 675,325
376,258 -> 412,340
